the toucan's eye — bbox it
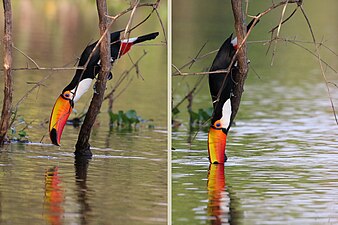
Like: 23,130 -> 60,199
214,120 -> 222,128
63,91 -> 72,99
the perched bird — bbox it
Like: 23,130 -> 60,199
208,18 -> 258,164
49,31 -> 159,146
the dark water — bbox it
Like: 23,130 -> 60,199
172,0 -> 338,224
0,1 -> 167,224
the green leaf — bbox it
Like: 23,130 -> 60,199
18,130 -> 26,138
125,110 -> 140,124
117,110 -> 129,125
198,109 -> 210,122
172,107 -> 180,115
109,111 -> 118,124
189,111 -> 199,123
205,107 -> 213,117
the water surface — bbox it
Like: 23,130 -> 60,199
172,1 -> 338,224
0,1 -> 167,224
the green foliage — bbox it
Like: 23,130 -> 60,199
189,107 -> 213,126
10,116 -> 30,143
109,109 -> 153,129
173,106 -> 213,130
172,107 -> 180,116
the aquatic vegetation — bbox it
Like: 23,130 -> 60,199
189,107 -> 213,127
10,116 -> 30,143
173,106 -> 213,129
109,109 -> 153,129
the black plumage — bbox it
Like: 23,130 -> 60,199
63,31 -> 159,93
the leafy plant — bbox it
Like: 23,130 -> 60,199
172,106 -> 213,130
109,109 -> 153,128
10,116 -> 30,143
189,107 -> 213,127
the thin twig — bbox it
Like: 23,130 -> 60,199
113,76 -> 134,101
154,7 -> 167,44
172,66 -> 229,76
123,0 -> 139,39
172,49 -> 219,76
189,41 -> 208,69
103,50 -> 148,101
12,45 -> 40,68
1,66 -> 84,72
269,6 -> 298,33
299,5 -> 338,124
173,76 -> 205,110
106,2 -> 159,21
270,0 -> 289,66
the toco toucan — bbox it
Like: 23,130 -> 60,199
208,18 -> 259,164
49,31 -> 159,146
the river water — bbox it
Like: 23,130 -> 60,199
172,1 -> 338,224
0,1 -> 167,224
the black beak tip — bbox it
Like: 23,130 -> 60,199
50,128 -> 60,146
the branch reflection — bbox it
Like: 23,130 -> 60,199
74,156 -> 91,225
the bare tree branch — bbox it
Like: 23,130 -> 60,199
0,0 -> 13,145
173,76 -> 205,111
230,0 -> 248,122
270,0 -> 289,65
103,50 -> 148,113
299,5 -> 338,124
75,0 -> 112,156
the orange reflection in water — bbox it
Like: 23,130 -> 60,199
207,164 -> 230,225
44,166 -> 64,225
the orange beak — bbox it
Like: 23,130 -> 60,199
49,95 -> 73,146
208,126 -> 227,164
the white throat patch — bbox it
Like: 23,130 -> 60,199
220,99 -> 232,130
71,78 -> 93,103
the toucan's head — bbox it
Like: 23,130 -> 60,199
49,90 -> 74,146
208,120 -> 228,164
49,70 -> 94,146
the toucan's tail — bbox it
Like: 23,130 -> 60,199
133,32 -> 159,44
246,15 -> 260,31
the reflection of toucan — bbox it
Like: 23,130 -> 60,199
44,166 -> 64,225
207,164 -> 227,225
49,31 -> 159,146
208,19 -> 258,164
